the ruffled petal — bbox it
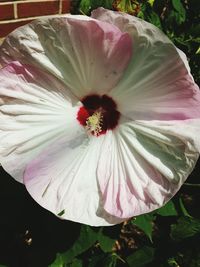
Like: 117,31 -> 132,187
0,61 -> 83,182
1,9 -> 199,226
97,119 -> 199,218
24,134 -> 124,226
0,15 -> 132,98
92,8 -> 200,121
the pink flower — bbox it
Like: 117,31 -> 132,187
0,8 -> 200,226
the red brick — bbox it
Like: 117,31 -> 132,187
18,0 -> 60,18
0,4 -> 14,20
61,0 -> 70,14
0,20 -> 32,38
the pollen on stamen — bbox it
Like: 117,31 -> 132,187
77,94 -> 120,136
85,111 -> 103,136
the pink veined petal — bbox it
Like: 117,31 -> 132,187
0,9 -> 199,227
92,8 -> 200,121
0,15 -> 132,98
97,119 -> 199,218
0,61 -> 83,182
136,119 -> 200,153
24,134 -> 124,226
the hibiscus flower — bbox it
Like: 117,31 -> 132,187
0,8 -> 200,226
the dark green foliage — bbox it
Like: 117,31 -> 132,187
171,216 -> 200,241
98,228 -> 116,253
127,246 -> 155,267
79,0 -> 113,14
49,226 -> 100,266
156,200 -> 178,217
132,214 -> 155,242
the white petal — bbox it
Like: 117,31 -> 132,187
24,134 -> 124,226
0,62 -> 82,182
96,119 -> 199,218
92,8 -> 200,121
0,15 -> 132,98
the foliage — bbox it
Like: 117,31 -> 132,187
126,246 -> 155,267
0,1 -> 200,267
47,197 -> 200,267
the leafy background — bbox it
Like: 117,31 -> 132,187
0,0 -> 200,266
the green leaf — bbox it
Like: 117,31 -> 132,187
156,200 -> 178,216
49,226 -> 100,266
49,254 -> 64,267
113,0 -> 140,15
98,228 -> 116,252
178,197 -> 191,217
171,216 -> 200,241
57,209 -> 65,216
171,0 -> 186,22
172,36 -> 191,51
91,0 -> 113,10
132,213 -> 154,242
88,255 -> 106,267
102,254 -> 118,267
67,259 -> 83,267
196,47 -> 200,54
79,0 -> 92,14
126,246 -> 155,267
148,0 -> 155,7
172,0 -> 185,14
147,10 -> 162,29
88,254 -> 119,267
80,0 -> 113,14
167,10 -> 185,26
137,1 -> 162,29
167,257 -> 180,267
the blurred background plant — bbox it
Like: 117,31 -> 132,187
0,1 -> 200,267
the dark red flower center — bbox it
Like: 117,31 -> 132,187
77,94 -> 120,136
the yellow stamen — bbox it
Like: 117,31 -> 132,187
86,111 -> 103,136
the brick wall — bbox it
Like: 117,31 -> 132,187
0,0 -> 71,37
